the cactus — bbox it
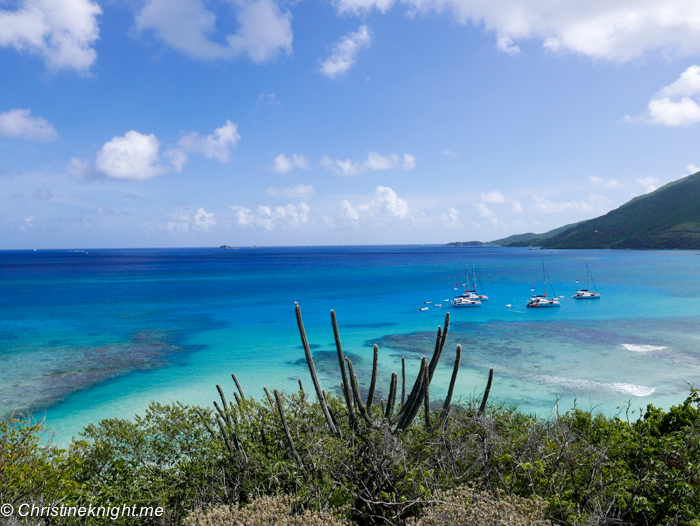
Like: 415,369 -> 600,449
216,385 -> 230,423
345,358 -> 377,428
366,344 -> 379,417
295,302 -> 340,437
331,310 -> 356,429
385,372 -> 397,419
297,377 -> 305,394
478,368 -> 494,416
274,389 -> 303,467
422,360 -> 431,429
436,344 -> 461,429
401,356 -> 406,408
232,373 -> 245,400
395,356 -> 428,432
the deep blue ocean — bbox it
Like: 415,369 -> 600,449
2,245 -> 699,443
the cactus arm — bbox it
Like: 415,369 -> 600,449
231,373 -> 245,400
331,309 -> 356,428
273,389 -> 303,467
423,360 -> 431,429
401,356 -> 406,408
437,344 -> 462,428
366,344 -> 379,417
385,372 -> 397,419
478,367 -> 494,416
295,302 -> 340,437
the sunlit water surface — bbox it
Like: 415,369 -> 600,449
1,246 -> 699,443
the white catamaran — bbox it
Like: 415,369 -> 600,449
572,263 -> 601,299
451,263 -> 482,307
527,263 -> 560,308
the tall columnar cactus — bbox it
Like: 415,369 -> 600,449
366,345 -> 379,417
295,302 -> 341,437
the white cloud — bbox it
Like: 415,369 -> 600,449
96,131 -> 168,181
327,186 -> 420,228
480,191 -> 506,204
531,193 -> 611,213
321,151 -> 416,175
230,202 -> 310,230
34,187 -> 52,200
193,207 -> 216,231
633,66 -> 700,126
320,25 -> 371,78
685,164 -> 700,175
91,121 -> 239,180
590,176 -> 620,189
440,207 -> 460,227
474,202 -> 498,225
0,109 -> 58,141
165,212 -> 192,233
0,0 -> 101,72
20,215 -> 35,231
332,0 -> 700,62
270,153 -> 310,174
67,157 -> 91,178
637,176 -> 659,193
177,120 -> 240,163
511,200 -> 523,213
136,0 -> 292,63
267,184 -> 315,199
496,36 -> 520,55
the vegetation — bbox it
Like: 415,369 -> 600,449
2,305 -> 700,525
506,172 -> 700,249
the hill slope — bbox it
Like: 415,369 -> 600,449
541,172 -> 700,249
491,222 -> 584,246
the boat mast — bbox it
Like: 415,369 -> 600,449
542,262 -> 547,298
586,263 -> 590,290
472,262 -> 478,294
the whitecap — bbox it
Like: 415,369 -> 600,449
540,376 -> 655,396
608,383 -> 656,397
620,344 -> 666,352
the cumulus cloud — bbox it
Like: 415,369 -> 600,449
440,207 -> 460,227
531,193 -> 611,213
332,0 -> 700,62
164,207 -> 216,232
480,191 -> 506,204
0,109 -> 58,141
90,121 -> 239,180
327,186 -> 421,228
511,201 -> 523,213
685,164 -> 700,175
176,120 -> 241,164
231,202 -> 310,230
67,157 -> 91,178
320,25 -> 371,78
321,152 -> 415,175
34,187 -> 52,200
96,131 -> 168,181
590,176 -> 620,189
20,215 -> 35,231
267,184 -> 315,199
136,0 -> 292,63
474,202 -> 498,225
270,153 -> 310,174
637,176 -> 659,193
0,0 -> 101,72
630,66 -> 700,126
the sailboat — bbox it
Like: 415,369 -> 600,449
572,263 -> 601,299
527,263 -> 560,308
451,264 -> 482,307
467,262 -> 489,301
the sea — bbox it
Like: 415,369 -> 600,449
2,245 -> 699,443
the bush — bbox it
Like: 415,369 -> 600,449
183,495 -> 351,526
407,486 -> 551,526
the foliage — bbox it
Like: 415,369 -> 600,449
183,495 -> 351,526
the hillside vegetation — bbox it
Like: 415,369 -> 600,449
533,172 -> 700,249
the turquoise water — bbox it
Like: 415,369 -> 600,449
1,246 -> 699,443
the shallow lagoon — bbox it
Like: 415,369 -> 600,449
1,246 -> 699,442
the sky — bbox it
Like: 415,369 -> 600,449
2,0 -> 700,248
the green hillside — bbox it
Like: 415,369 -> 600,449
490,222 -> 584,246
540,172 -> 700,249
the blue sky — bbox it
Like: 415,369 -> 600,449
2,0 -> 700,248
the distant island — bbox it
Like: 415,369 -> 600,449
449,171 -> 700,249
